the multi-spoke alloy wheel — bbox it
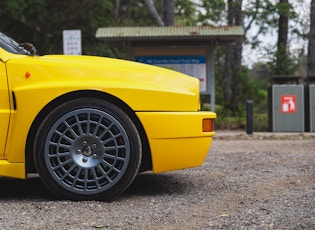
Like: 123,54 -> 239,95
34,98 -> 142,201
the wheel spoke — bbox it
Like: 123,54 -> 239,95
44,107 -> 131,195
90,168 -> 101,189
86,113 -> 93,135
83,168 -> 89,190
72,167 -> 83,187
64,120 -> 80,139
74,114 -> 85,136
50,157 -> 73,171
98,123 -> 114,141
49,141 -> 71,150
60,163 -> 77,181
91,116 -> 102,137
96,165 -> 113,183
103,153 -> 125,161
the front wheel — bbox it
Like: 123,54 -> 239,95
34,98 -> 142,201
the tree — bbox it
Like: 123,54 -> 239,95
231,0 -> 243,112
307,0 -> 315,80
223,0 -> 244,112
274,0 -> 290,74
243,0 -> 308,76
142,0 -> 175,26
0,0 -> 114,55
114,0 -> 175,27
114,0 -> 164,26
195,0 -> 226,26
143,0 -> 164,26
163,0 -> 175,26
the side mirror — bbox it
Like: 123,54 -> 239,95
19,43 -> 37,55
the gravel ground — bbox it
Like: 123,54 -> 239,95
0,132 -> 314,229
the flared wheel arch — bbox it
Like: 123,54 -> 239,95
25,90 -> 152,174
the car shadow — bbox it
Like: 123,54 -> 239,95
0,175 -> 53,200
125,172 -> 188,196
0,172 -> 189,201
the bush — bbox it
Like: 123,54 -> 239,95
253,112 -> 268,131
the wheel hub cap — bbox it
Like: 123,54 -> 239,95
82,145 -> 93,156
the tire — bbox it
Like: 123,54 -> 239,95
34,98 -> 142,201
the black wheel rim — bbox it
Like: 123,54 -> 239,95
44,108 -> 131,195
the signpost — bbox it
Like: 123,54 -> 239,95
63,30 -> 82,55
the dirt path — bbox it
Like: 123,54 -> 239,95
0,134 -> 314,229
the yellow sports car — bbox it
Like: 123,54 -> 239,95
0,32 -> 216,200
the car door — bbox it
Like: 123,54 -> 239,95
0,60 -> 10,158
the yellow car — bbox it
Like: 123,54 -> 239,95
0,32 -> 216,200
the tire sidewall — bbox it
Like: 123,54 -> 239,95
34,98 -> 142,200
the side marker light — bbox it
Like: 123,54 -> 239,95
203,119 -> 214,132
25,72 -> 31,78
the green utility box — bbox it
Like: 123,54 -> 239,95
272,85 -> 304,132
310,85 -> 315,132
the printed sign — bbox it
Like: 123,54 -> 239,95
63,30 -> 82,55
281,95 -> 296,113
135,55 -> 207,92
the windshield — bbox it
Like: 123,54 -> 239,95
0,32 -> 28,55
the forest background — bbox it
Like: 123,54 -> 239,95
0,0 -> 314,131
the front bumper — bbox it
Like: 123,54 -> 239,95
136,111 -> 216,173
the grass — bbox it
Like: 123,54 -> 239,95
203,103 -> 269,131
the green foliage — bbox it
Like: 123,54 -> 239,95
253,112 -> 268,131
276,0 -> 296,18
244,0 -> 308,77
243,0 -> 301,47
174,0 -> 227,26
212,61 -> 270,131
214,105 -> 246,130
214,105 -> 269,131
1,0 -> 46,23
0,0 -> 114,55
113,1 -> 162,26
264,45 -> 300,75
196,0 -> 226,26
175,0 -> 199,25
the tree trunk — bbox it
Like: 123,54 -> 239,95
143,0 -> 164,26
275,0 -> 289,74
231,0 -> 243,112
307,0 -> 315,80
223,0 -> 234,105
114,0 -> 120,21
163,0 -> 175,26
223,0 -> 243,112
233,0 -> 243,69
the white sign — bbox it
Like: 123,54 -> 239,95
63,30 -> 82,55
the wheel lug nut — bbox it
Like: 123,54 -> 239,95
92,154 -> 98,159
76,149 -> 81,154
92,144 -> 97,149
82,157 -> 88,163
82,140 -> 87,146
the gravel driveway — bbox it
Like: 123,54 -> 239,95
0,132 -> 314,229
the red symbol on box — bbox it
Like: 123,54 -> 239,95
281,95 -> 296,113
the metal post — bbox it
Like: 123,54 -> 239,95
246,100 -> 253,134
207,45 -> 215,111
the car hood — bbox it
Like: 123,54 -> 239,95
6,54 -> 201,111
39,54 -> 199,93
